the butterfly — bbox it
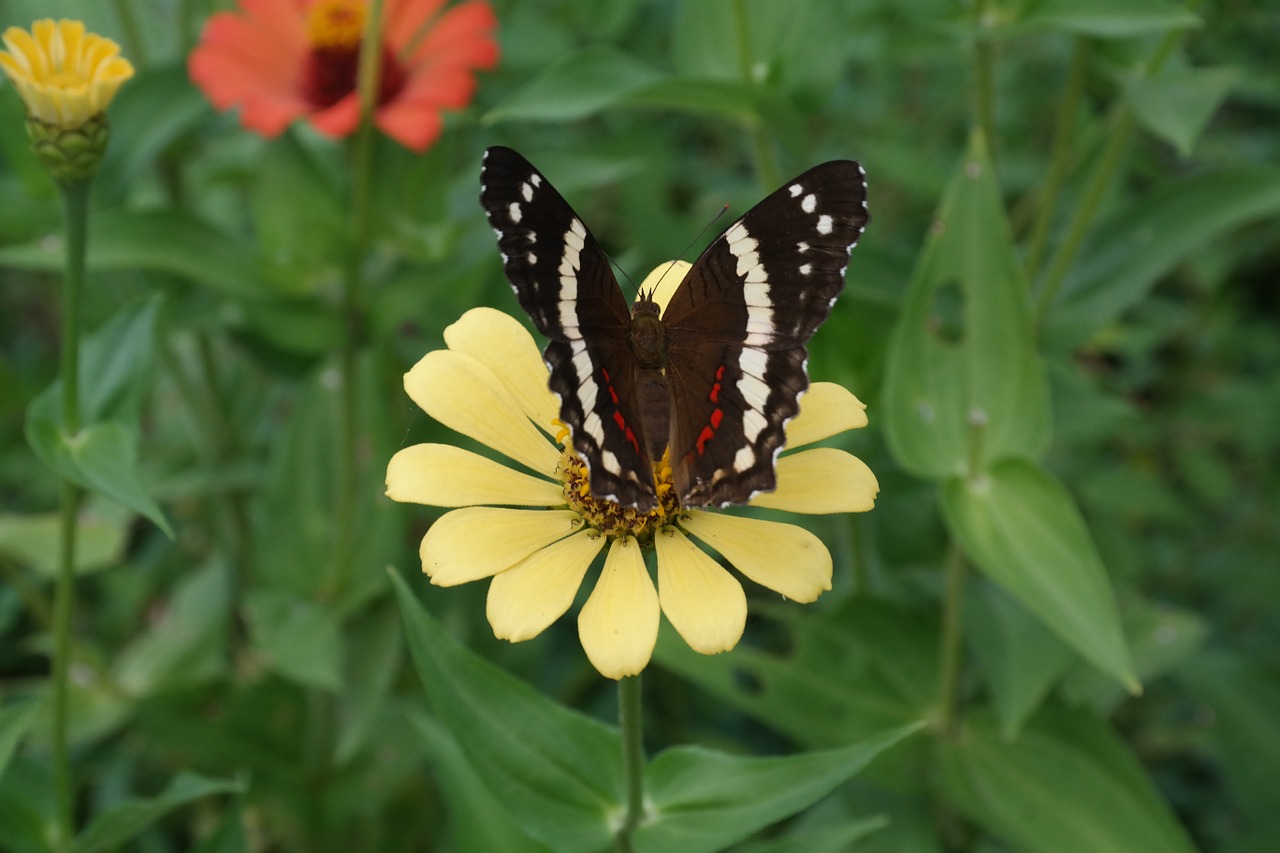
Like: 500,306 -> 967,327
480,146 -> 868,511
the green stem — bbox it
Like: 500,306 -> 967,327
110,0 -> 147,67
731,0 -> 779,191
1024,38 -> 1088,282
616,675 -> 646,852
1031,22 -> 1187,328
934,544 -> 967,738
327,0 -> 385,598
971,0 -> 997,164
51,178 -> 91,853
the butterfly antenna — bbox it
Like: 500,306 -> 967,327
646,203 -> 731,297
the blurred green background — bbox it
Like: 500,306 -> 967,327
1,0 -> 1278,850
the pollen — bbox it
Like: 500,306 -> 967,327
556,442 -> 681,544
306,0 -> 367,50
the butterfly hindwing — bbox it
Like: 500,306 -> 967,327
662,161 -> 869,506
480,146 -> 659,509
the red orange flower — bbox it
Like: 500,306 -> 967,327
189,0 -> 498,151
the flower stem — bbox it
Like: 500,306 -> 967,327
934,544 -> 967,738
971,0 -> 997,166
616,675 -> 646,852
1023,38 -> 1088,283
731,0 -> 779,191
51,178 -> 91,852
327,0 -> 384,598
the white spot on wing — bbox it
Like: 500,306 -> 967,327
801,193 -> 817,214
601,449 -> 622,474
733,445 -> 755,471
817,214 -> 833,235
508,203 -> 522,223
527,252 -> 537,265
797,241 -> 809,253
799,263 -> 812,276
521,182 -> 534,202
530,174 -> 543,187
789,183 -> 803,197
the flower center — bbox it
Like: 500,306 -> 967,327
555,424 -> 682,543
301,0 -> 407,110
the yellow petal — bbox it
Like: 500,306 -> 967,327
404,349 -> 560,476
443,308 -> 560,436
785,382 -> 869,449
639,261 -> 691,314
487,530 -> 606,641
578,536 -> 659,679
386,443 -> 563,507
679,510 -> 832,602
654,527 -> 746,655
751,447 -> 879,514
421,506 -> 582,586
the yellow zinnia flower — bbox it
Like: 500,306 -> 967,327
386,268 -> 878,680
0,19 -> 134,181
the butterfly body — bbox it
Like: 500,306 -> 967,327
480,147 -> 868,511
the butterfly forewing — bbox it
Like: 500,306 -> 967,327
662,160 -> 869,506
480,147 -> 659,509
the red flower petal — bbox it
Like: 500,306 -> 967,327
405,0 -> 499,72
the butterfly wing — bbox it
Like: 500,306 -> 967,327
662,160 -> 869,507
480,147 -> 659,509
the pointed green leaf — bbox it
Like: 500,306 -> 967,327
966,580 -> 1075,738
734,817 -> 889,853
391,570 -> 621,853
1021,0 -> 1200,37
246,589 -> 343,692
942,459 -> 1138,691
26,419 -> 173,538
411,713 -> 553,853
1124,67 -> 1238,157
883,129 -> 1050,479
73,772 -> 243,853
1046,166 -> 1280,348
634,725 -> 920,853
484,45 -> 663,124
0,502 -> 128,578
940,708 -> 1196,853
0,704 -> 39,781
0,210 -> 266,300
115,561 -> 230,696
652,601 -> 929,748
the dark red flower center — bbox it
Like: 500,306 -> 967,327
301,0 -> 407,110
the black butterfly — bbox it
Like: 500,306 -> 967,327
480,147 -> 868,511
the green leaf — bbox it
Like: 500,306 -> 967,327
940,707 -> 1197,853
623,78 -> 762,124
734,817 -> 889,853
251,134 -> 344,288
1124,66 -> 1238,157
0,210 -> 266,301
1021,0 -> 1200,37
391,570 -> 622,853
1045,166 -> 1280,349
941,459 -> 1138,691
410,712 -> 553,853
1175,651 -> 1280,820
73,772 -> 243,853
26,419 -> 173,538
0,703 -> 39,781
634,725 -> 921,853
652,600 -> 929,749
114,561 -> 230,696
0,502 -> 128,578
484,45 -> 664,124
1062,597 -> 1206,713
883,129 -> 1050,479
965,580 -> 1075,738
246,589 -> 343,692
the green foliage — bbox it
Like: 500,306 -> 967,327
1,0 -> 1277,850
